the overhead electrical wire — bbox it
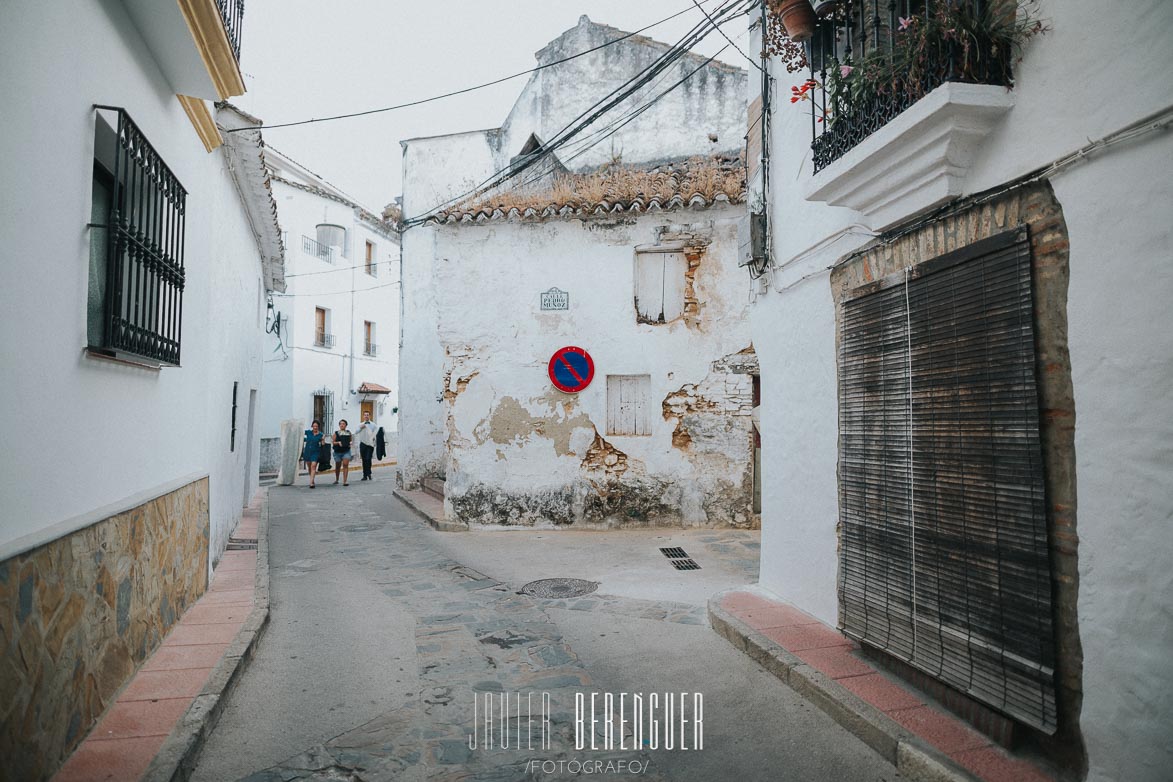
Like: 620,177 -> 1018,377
406,0 -> 749,223
225,0 -> 727,133
403,0 -> 754,227
690,0 -> 765,75
494,37 -> 743,199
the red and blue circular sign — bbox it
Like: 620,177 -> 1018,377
548,346 -> 595,393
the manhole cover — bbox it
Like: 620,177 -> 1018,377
520,578 -> 599,599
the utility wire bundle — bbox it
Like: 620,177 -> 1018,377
402,0 -> 757,228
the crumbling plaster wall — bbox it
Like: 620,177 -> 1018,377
497,15 -> 747,172
431,206 -> 756,527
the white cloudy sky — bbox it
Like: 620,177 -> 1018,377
235,0 -> 750,212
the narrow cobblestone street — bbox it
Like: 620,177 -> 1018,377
191,485 -> 899,781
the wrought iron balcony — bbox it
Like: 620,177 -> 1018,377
315,331 -> 335,348
364,342 -> 379,357
302,235 -> 335,263
805,0 -> 1014,173
216,0 -> 245,62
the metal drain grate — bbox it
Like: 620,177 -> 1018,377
520,578 -> 599,599
659,547 -> 689,559
670,558 -> 701,571
226,542 -> 257,550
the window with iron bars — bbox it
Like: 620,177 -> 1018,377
88,106 -> 186,366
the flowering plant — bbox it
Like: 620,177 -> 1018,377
771,1 -> 1046,127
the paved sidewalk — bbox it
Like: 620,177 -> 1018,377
192,484 -> 898,781
54,495 -> 267,781
710,588 -> 1059,782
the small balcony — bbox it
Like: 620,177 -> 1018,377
792,0 -> 1026,228
215,0 -> 245,63
120,0 -> 246,101
315,331 -> 335,349
364,343 -> 379,357
302,235 -> 335,264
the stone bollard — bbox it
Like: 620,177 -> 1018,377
277,418 -> 304,486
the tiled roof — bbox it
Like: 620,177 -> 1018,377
427,155 -> 746,225
216,103 -> 286,293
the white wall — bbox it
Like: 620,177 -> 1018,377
0,0 -> 267,571
496,16 -> 747,172
752,271 -> 841,624
397,226 -> 448,487
1055,131 -> 1173,782
410,208 -> 754,525
261,177 -> 400,442
752,2 -> 1173,777
400,130 -> 499,223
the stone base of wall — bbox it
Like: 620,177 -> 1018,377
0,478 -> 210,781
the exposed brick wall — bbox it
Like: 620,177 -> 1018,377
829,183 -> 1084,773
0,478 -> 210,781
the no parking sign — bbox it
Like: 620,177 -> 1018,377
548,346 -> 595,393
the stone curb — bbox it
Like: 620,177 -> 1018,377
707,588 -> 977,782
142,490 -> 272,782
392,488 -> 469,532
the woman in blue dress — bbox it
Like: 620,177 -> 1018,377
301,420 -> 324,488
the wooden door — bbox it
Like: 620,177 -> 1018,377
360,400 -> 375,423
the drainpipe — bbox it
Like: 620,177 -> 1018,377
348,224 -> 356,403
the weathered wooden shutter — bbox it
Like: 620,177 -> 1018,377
838,228 -> 1057,732
747,95 -> 763,183
635,252 -> 686,323
607,375 -> 651,436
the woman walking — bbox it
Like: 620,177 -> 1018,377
332,419 -> 353,486
302,420 -> 324,488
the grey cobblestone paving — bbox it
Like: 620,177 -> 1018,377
199,486 -> 896,782
235,492 -> 670,782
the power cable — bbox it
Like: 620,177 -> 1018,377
403,0 -> 753,226
226,0 -> 726,133
493,37 -> 742,199
272,280 -> 401,297
691,0 -> 765,74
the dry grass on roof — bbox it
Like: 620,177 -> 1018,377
454,156 -> 745,216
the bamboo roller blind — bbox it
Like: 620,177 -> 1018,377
837,228 -> 1057,732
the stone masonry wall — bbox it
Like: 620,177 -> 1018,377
0,478 -> 210,781
828,182 -> 1082,772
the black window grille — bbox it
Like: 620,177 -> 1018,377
230,381 -> 239,452
90,106 -> 187,366
807,1 -> 1012,173
312,389 -> 333,434
837,228 -> 1057,732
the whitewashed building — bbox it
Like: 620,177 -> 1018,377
744,2 -> 1173,780
0,2 -> 283,778
258,147 -> 400,471
398,18 -> 755,528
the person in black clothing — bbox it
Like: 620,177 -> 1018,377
331,419 -> 353,486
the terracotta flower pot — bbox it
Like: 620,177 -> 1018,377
771,0 -> 817,42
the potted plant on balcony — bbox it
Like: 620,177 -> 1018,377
769,0 -> 817,42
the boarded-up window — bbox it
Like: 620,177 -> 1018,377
606,375 -> 651,436
635,251 -> 686,324
838,228 -> 1057,732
